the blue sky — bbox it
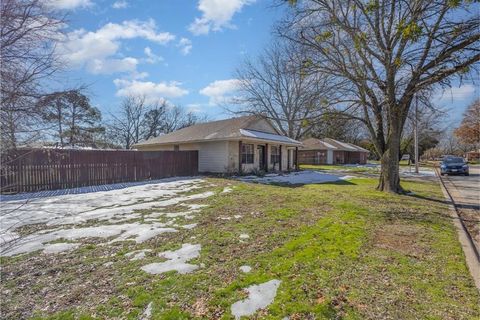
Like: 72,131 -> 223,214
52,0 -> 477,125
52,0 -> 285,121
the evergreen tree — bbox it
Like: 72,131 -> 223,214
39,90 -> 104,147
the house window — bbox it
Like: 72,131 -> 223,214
174,145 -> 180,151
241,144 -> 254,164
270,146 -> 280,164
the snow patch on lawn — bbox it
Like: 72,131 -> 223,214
231,280 -> 281,319
43,242 -> 80,254
239,265 -> 252,273
239,234 -> 250,239
181,223 -> 197,230
125,249 -> 152,261
342,163 -> 379,168
141,243 -> 201,275
238,170 -> 352,185
222,187 -> 233,193
0,178 -> 215,257
1,178 -> 206,233
2,223 -> 177,257
400,168 -> 436,177
339,175 -> 356,180
140,302 -> 153,320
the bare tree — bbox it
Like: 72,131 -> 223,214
308,115 -> 366,144
233,43 -> 337,139
109,96 -> 147,149
399,96 -> 445,158
161,105 -> 206,134
281,0 -> 479,193
0,0 -> 65,149
108,96 -> 207,149
439,129 -> 463,156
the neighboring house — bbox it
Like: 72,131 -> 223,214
298,138 -> 369,165
466,149 -> 480,162
133,115 -> 302,173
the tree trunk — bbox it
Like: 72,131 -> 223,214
377,122 -> 403,193
56,102 -> 63,147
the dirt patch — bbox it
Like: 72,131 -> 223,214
0,246 -> 123,319
374,224 -> 430,258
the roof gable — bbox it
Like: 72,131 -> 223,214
245,118 -> 279,135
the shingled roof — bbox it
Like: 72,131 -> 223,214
133,115 -> 301,147
301,138 -> 369,153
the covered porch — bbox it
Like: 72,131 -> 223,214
233,139 -> 299,174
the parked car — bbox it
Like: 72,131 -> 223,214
440,156 -> 469,176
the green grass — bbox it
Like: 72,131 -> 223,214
2,176 -> 479,319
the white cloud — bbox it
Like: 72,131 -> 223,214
46,0 -> 92,9
177,38 -> 192,55
188,0 -> 255,35
144,47 -> 163,63
186,103 -> 203,113
434,84 -> 476,103
87,57 -> 138,74
58,19 -> 174,74
199,79 -> 241,105
432,84 -> 477,109
131,71 -> 149,80
114,79 -> 189,102
112,0 -> 128,9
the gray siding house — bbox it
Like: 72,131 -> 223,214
133,116 -> 302,173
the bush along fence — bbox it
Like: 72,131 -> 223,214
0,148 -> 198,194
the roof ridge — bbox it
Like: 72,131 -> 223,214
183,114 -> 256,127
133,115 -> 277,147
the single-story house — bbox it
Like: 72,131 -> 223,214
133,115 -> 302,173
466,149 -> 480,162
298,138 -> 369,165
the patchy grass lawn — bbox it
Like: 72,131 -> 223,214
300,164 -> 380,174
1,175 -> 479,319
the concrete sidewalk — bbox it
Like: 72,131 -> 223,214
437,167 -> 480,291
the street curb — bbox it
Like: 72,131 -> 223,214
434,168 -> 480,291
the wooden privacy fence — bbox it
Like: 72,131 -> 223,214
0,149 -> 198,194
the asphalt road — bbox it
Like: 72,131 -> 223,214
442,165 -> 480,210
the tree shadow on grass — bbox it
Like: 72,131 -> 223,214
380,207 -> 454,224
406,193 -> 450,206
456,203 -> 480,210
243,179 -> 357,189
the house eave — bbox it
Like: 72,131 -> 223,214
133,136 -> 302,149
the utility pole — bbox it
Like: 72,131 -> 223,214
414,95 -> 419,174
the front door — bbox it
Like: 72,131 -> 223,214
258,145 -> 266,171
